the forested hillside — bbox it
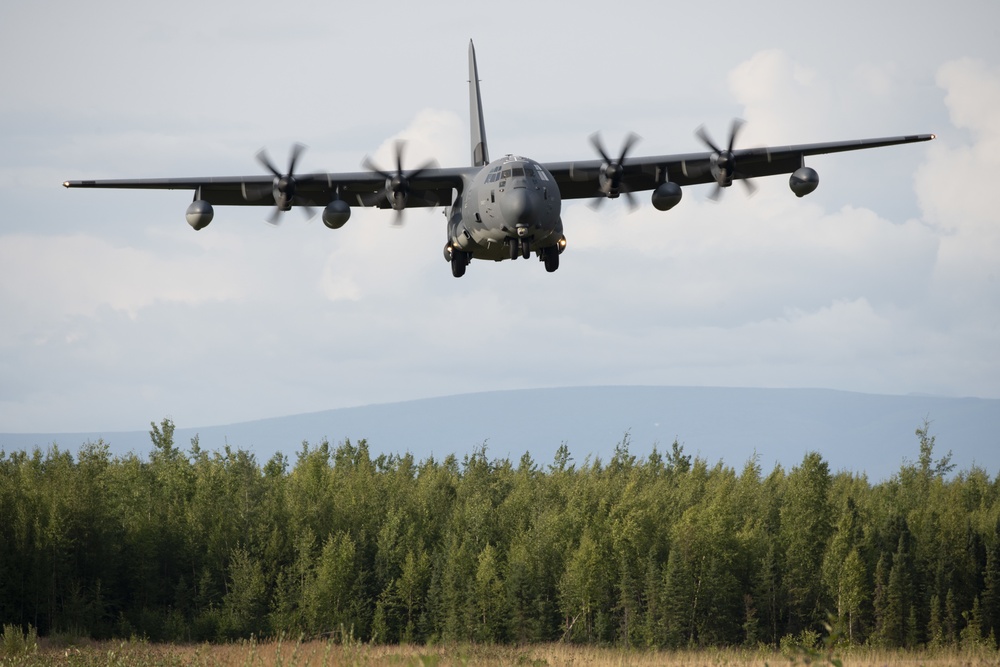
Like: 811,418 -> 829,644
1,419 -> 998,650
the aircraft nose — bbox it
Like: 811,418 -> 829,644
501,187 -> 535,225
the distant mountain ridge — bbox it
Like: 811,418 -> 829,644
3,386 -> 998,480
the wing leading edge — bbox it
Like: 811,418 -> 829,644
544,134 -> 935,200
63,168 -> 470,210
65,134 -> 933,206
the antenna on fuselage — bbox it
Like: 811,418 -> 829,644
468,40 -> 490,167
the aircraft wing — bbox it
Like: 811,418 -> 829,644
543,134 -> 935,200
63,168 -> 468,210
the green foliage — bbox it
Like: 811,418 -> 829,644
781,452 -> 833,634
778,614 -> 845,667
1,624 -> 37,658
1,420 -> 999,655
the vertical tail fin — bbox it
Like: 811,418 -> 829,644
469,40 -> 490,167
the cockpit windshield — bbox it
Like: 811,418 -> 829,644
500,166 -> 530,179
487,159 -> 548,184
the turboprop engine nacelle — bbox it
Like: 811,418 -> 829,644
186,200 -> 214,230
789,167 -> 819,197
322,200 -> 351,229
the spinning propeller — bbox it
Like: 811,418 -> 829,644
255,143 -> 315,224
590,131 -> 640,209
695,119 -> 757,201
363,140 -> 438,225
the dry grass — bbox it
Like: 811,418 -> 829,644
6,638 -> 998,666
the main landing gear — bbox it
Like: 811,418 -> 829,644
539,246 -> 559,272
446,238 -> 563,277
451,249 -> 471,277
510,237 -> 561,273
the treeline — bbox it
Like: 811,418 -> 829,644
1,419 -> 999,650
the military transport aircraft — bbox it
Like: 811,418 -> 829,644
64,41 -> 934,278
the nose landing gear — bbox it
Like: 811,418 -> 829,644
507,237 -> 532,260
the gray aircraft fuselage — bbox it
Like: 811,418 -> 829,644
449,156 -> 564,263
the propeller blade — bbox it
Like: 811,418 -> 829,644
394,140 -> 405,175
256,149 -> 282,178
362,140 -> 440,222
588,195 -> 607,211
590,132 -> 640,202
728,118 -> 745,154
362,156 -> 392,180
266,206 -> 283,225
697,120 -> 753,200
695,126 -> 722,154
589,133 -> 612,164
295,199 -> 317,221
623,188 -> 638,212
405,159 -> 438,183
256,143 -> 309,223
618,132 -> 640,164
287,142 -> 305,175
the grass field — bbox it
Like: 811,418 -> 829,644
3,637 -> 1000,667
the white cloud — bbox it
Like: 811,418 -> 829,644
3,3 -> 1000,434
0,233 -> 244,326
917,59 -> 1000,232
318,109 -> 465,302
728,50 -> 832,143
854,61 -> 900,99
912,59 -> 1000,326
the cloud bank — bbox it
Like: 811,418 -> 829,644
1,13 -> 997,434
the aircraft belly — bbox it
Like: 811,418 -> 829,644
469,228 -> 502,259
466,220 -> 562,261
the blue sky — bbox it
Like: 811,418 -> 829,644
1,0 -> 998,432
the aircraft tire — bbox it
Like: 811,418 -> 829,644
451,253 -> 467,278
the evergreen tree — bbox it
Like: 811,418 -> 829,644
840,548 -> 867,643
945,588 -> 959,645
781,452 -> 833,634
872,551 -> 890,645
982,520 -> 1000,645
2,421 -> 1000,649
660,547 -> 693,648
927,593 -> 944,648
221,547 -> 267,638
473,543 -> 506,642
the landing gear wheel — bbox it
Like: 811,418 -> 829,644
508,237 -> 519,260
544,251 -> 559,273
451,252 -> 467,277
521,239 -> 531,260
